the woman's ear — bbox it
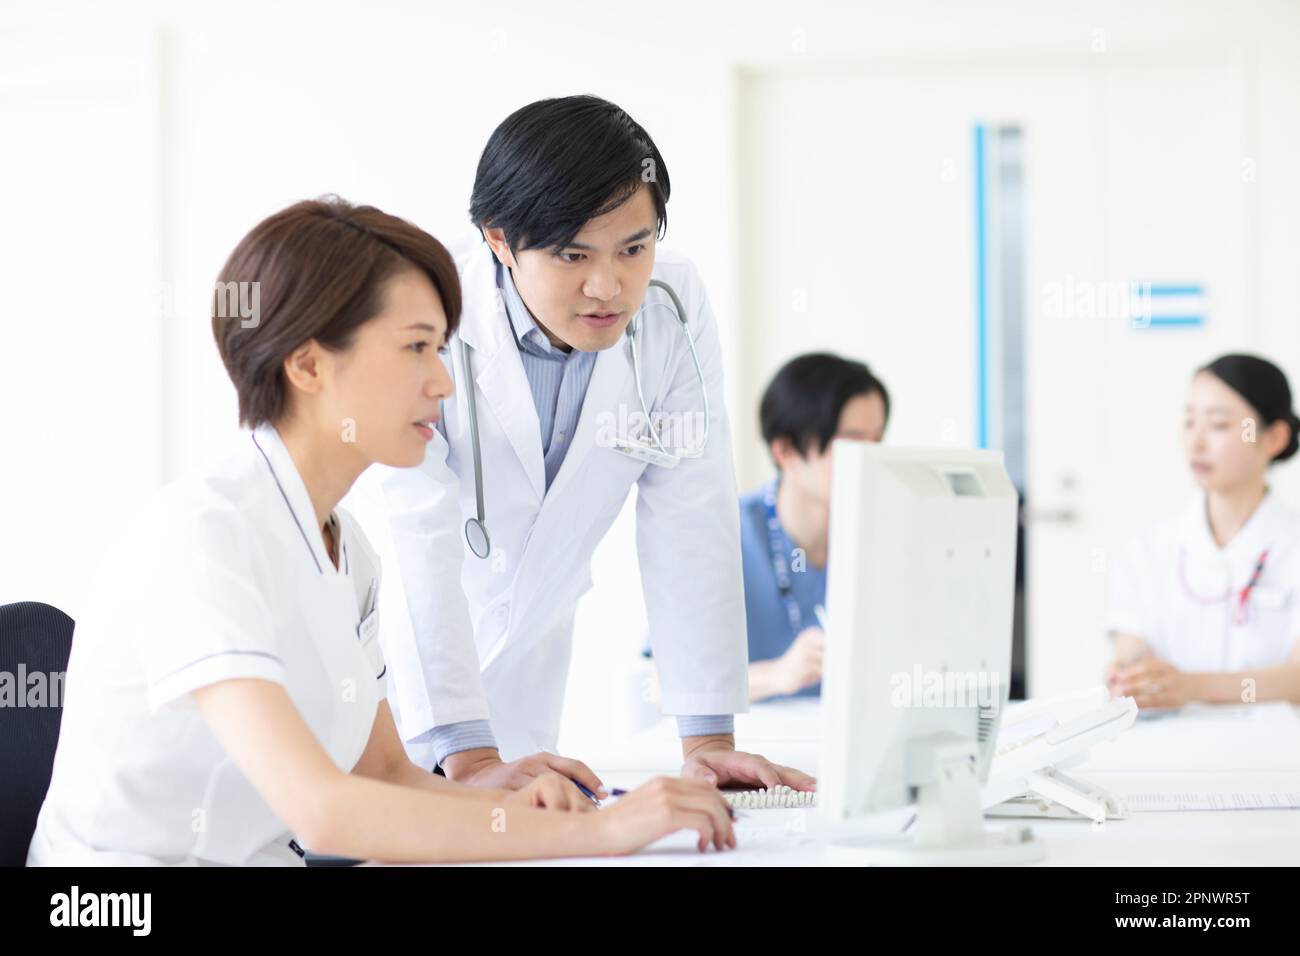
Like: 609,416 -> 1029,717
282,340 -> 325,397
1265,418 -> 1291,460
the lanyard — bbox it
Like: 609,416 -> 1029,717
763,479 -> 804,635
1235,550 -> 1270,626
1177,546 -> 1269,626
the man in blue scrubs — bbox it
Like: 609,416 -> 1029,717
742,354 -> 890,701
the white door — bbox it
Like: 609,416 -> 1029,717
1030,59 -> 1251,695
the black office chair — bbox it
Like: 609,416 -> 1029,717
0,602 -> 74,867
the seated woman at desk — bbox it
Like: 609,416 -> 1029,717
28,197 -> 734,866
1106,353 -> 1300,708
743,353 -> 889,701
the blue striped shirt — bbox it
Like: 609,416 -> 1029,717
498,263 -> 598,489
421,260 -> 733,767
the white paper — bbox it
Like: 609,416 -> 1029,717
1123,791 -> 1300,811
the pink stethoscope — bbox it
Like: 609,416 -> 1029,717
1178,547 -> 1270,626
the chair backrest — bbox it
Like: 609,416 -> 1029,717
0,601 -> 74,867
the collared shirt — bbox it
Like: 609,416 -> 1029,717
739,483 -> 827,699
499,262 -> 598,490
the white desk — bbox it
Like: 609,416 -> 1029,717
424,699 -> 1300,866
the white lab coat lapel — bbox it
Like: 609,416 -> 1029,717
1183,489 -> 1281,584
1180,493 -> 1231,597
542,335 -> 632,503
1224,490 -> 1283,571
457,246 -> 546,504
491,312 -> 633,640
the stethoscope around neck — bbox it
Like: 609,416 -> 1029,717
460,278 -> 709,560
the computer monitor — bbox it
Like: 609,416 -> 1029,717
819,442 -> 1044,864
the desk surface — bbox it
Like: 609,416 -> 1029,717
391,700 -> 1300,866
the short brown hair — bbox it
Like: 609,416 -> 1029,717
211,195 -> 462,428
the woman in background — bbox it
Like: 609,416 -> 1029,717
1106,354 -> 1300,708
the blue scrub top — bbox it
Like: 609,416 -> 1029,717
739,483 -> 827,699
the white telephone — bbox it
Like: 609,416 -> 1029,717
981,688 -> 1138,823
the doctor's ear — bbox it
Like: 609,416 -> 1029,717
480,226 -> 518,269
282,340 -> 328,397
770,437 -> 802,471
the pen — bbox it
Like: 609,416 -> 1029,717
569,779 -> 606,805
1234,549 -> 1270,624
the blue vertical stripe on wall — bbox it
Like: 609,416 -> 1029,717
973,123 -> 989,449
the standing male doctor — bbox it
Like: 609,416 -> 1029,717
350,96 -> 814,797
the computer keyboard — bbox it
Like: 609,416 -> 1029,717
722,786 -> 818,809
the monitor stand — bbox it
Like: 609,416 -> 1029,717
828,733 -> 1046,866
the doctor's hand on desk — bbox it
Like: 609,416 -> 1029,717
679,735 -> 817,793
442,748 -> 606,799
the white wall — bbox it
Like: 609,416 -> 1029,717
2,0 -> 1297,746
0,26 -> 162,617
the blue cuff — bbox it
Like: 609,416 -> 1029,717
421,719 -> 499,767
676,714 -> 736,738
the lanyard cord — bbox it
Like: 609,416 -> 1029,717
763,478 -> 804,635
1177,546 -> 1270,625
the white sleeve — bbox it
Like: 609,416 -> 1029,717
1104,534 -> 1154,641
130,503 -> 286,714
634,262 -> 750,717
343,430 -> 493,743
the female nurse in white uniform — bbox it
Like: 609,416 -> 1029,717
27,197 -> 734,866
1105,354 -> 1300,709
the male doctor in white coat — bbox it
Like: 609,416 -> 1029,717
350,96 -> 814,798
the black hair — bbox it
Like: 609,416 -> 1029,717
760,353 -> 891,463
1199,353 -> 1299,463
468,95 -> 670,257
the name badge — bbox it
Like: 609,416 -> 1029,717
357,608 -> 379,643
609,436 -> 680,468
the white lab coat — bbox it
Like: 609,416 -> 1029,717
347,237 -> 748,763
1106,489 -> 1300,673
28,425 -> 387,866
